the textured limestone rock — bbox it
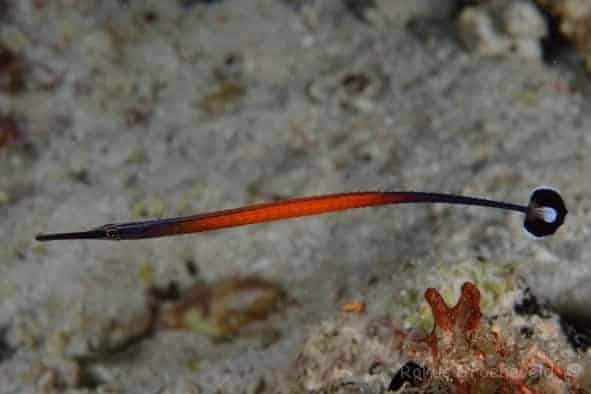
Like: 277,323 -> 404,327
537,0 -> 591,72
458,0 -> 548,60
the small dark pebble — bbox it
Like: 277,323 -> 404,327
560,316 -> 591,352
0,45 -> 25,93
368,361 -> 385,375
143,10 -> 158,23
343,0 -> 377,23
78,368 -> 105,390
213,52 -> 244,82
388,361 -> 429,391
185,259 -> 198,277
0,114 -> 24,148
125,105 -> 153,128
253,377 -> 266,394
149,281 -> 181,301
536,2 -> 574,64
520,326 -> 534,338
341,73 -> 371,95
514,287 -> 551,318
180,0 -> 223,7
68,168 -> 91,185
0,326 -> 16,364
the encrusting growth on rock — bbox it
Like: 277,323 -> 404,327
400,282 -> 583,393
292,278 -> 588,393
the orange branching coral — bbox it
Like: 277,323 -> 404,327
399,282 -> 582,393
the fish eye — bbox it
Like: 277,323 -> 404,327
538,206 -> 558,224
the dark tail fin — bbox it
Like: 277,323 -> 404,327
523,187 -> 567,238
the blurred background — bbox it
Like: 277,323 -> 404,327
0,1 -> 590,392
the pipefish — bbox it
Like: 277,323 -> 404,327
35,187 -> 566,242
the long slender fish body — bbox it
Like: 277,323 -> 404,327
35,187 -> 567,242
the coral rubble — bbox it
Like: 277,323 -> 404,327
537,0 -> 591,72
293,281 -> 588,393
458,0 -> 548,60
